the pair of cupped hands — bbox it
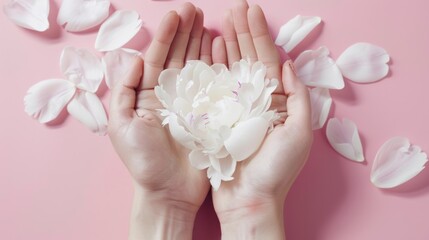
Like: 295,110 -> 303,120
108,0 -> 313,238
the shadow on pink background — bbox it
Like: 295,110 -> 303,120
1,0 -> 428,239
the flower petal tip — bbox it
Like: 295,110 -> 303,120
371,137 -> 428,189
275,15 -> 321,52
4,0 -> 50,32
336,42 -> 390,83
95,10 -> 143,52
326,118 -> 365,162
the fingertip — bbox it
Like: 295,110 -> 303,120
200,29 -> 213,65
212,36 -> 227,65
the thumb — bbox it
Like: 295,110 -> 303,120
281,60 -> 311,129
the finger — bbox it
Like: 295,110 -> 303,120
282,61 -> 311,129
232,0 -> 257,62
165,3 -> 197,69
185,7 -> 204,61
142,11 -> 179,90
200,29 -> 212,65
248,5 -> 282,93
222,10 -> 241,67
109,57 -> 143,121
212,36 -> 227,65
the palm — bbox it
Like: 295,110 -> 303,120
108,4 -> 212,208
210,1 -> 312,217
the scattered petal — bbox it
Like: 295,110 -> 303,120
309,87 -> 332,130
102,48 -> 141,89
3,0 -> 49,31
336,42 -> 390,83
57,0 -> 110,32
224,117 -> 269,161
295,46 -> 344,89
326,118 -> 364,162
60,47 -> 104,93
24,79 -> 76,123
275,15 -> 321,52
95,10 -> 143,52
371,137 -> 428,188
66,91 -> 108,135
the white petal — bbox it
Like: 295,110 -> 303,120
309,87 -> 332,130
218,155 -> 236,178
60,47 -> 104,93
189,150 -> 210,170
3,0 -> 49,31
102,48 -> 141,89
295,46 -> 344,89
336,43 -> 390,83
275,15 -> 321,52
167,114 -> 198,149
66,91 -> 108,135
371,137 -> 428,188
224,117 -> 269,161
57,0 -> 110,32
95,10 -> 143,52
208,167 -> 222,191
326,118 -> 364,162
24,79 -> 76,123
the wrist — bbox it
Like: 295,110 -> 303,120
217,199 -> 286,240
128,186 -> 198,240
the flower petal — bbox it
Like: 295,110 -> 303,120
24,79 -> 76,123
167,114 -> 198,149
310,87 -> 332,130
57,0 -> 110,32
3,0 -> 49,31
224,117 -> 269,161
371,137 -> 428,188
66,91 -> 108,135
60,47 -> 104,93
295,46 -> 344,89
102,48 -> 141,89
326,118 -> 364,162
275,15 -> 321,52
95,10 -> 143,52
189,150 -> 210,170
336,43 -> 390,83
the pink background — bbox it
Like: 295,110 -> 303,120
1,0 -> 429,239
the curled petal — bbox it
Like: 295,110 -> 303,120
326,118 -> 364,162
275,15 -> 321,52
24,79 -> 76,123
3,0 -> 49,31
189,150 -> 210,170
167,114 -> 198,149
309,87 -> 332,130
371,137 -> 428,188
95,10 -> 143,52
57,0 -> 110,32
60,47 -> 104,93
224,117 -> 269,161
66,91 -> 108,135
295,46 -> 344,89
336,42 -> 390,83
102,48 -> 141,89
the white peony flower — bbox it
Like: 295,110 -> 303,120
155,60 -> 279,190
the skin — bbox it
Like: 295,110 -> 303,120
108,4 -> 211,239
211,1 -> 313,239
108,0 -> 312,239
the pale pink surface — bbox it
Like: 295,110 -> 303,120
1,0 -> 428,239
